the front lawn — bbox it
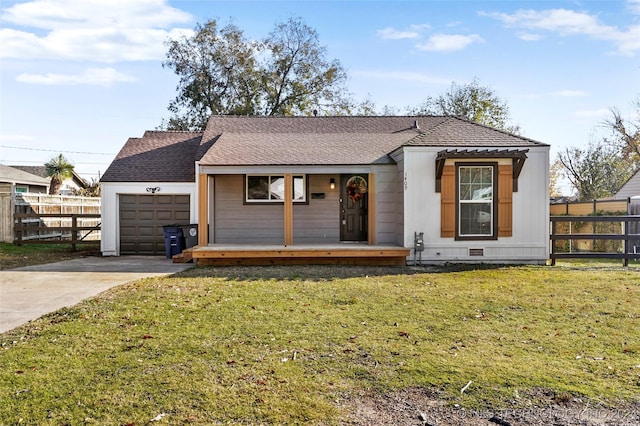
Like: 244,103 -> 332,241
1,265 -> 638,424
0,242 -> 99,270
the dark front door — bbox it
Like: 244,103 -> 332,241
340,174 -> 368,242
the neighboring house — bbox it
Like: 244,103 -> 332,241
11,165 -> 88,195
101,116 -> 550,264
0,164 -> 49,193
615,168 -> 640,200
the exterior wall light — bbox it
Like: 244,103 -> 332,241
329,178 -> 336,190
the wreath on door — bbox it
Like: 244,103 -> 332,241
346,176 -> 367,202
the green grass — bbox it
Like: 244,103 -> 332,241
0,242 -> 99,270
1,264 -> 639,424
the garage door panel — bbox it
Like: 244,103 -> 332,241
156,211 -> 174,221
157,195 -> 174,204
138,226 -> 156,237
175,211 -> 190,221
119,194 -> 190,255
120,211 -> 137,220
134,211 -> 151,220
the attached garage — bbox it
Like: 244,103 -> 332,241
119,194 -> 190,255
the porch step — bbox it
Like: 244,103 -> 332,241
190,245 -> 410,266
172,248 -> 194,263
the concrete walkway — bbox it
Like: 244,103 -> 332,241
0,256 -> 193,333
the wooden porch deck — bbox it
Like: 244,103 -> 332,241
181,244 -> 410,266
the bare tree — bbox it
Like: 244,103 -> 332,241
602,97 -> 640,164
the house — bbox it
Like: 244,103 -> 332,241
0,164 -> 49,193
100,116 -> 550,265
11,165 -> 88,195
615,168 -> 640,200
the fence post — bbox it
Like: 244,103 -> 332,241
71,215 -> 77,251
623,219 -> 629,267
550,219 -> 556,266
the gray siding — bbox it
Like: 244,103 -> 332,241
616,170 -> 640,199
212,172 -> 403,246
293,174 -> 340,243
214,175 -> 284,244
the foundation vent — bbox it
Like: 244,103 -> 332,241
469,248 -> 484,257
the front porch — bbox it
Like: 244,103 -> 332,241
181,244 -> 410,266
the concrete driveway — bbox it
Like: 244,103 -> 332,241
0,256 -> 193,333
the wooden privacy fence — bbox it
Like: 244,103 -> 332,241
550,199 -> 628,216
550,215 -> 640,266
14,213 -> 101,250
1,192 -> 101,244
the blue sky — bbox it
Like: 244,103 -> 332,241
1,0 -> 639,191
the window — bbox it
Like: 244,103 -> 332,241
457,164 -> 497,239
440,161 -> 513,240
245,175 -> 306,203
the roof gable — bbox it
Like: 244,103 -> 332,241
406,116 -> 545,147
101,131 -> 203,182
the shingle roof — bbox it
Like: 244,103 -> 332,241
101,131 -> 203,182
198,115 -> 546,166
0,165 -> 50,186
11,165 -> 88,187
199,133 -> 411,166
405,116 -> 545,147
103,116 -> 547,182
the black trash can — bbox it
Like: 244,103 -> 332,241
162,225 -> 185,259
181,224 -> 198,249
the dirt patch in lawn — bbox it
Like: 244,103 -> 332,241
342,387 -> 640,425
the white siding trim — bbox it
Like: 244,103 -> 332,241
101,182 -> 197,256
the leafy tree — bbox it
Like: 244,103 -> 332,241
163,20 -> 261,130
161,17 -> 349,130
549,159 -> 564,197
408,78 -> 520,134
44,154 -> 74,195
261,17 -> 349,116
557,141 -> 635,201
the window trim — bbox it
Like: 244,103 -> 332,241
455,162 -> 498,241
243,174 -> 309,205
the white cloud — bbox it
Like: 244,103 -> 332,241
377,24 -> 429,40
482,8 -> 640,56
628,0 -> 640,14
0,0 -> 193,62
553,90 -> 588,97
16,67 -> 136,86
353,70 -> 452,86
416,34 -> 484,52
518,33 -> 543,41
